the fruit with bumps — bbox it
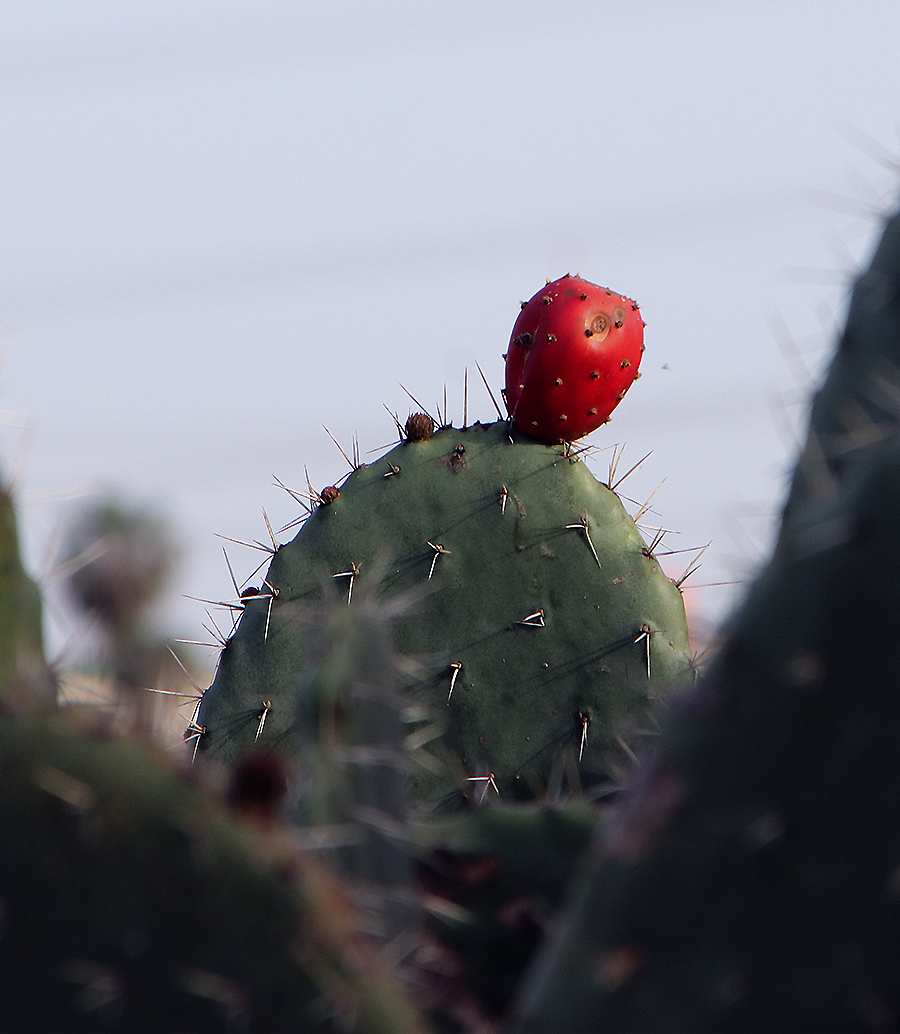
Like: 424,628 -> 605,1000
505,275 -> 644,443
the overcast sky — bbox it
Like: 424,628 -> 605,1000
2,1 -> 899,664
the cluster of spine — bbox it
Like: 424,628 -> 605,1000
194,418 -> 692,809
511,208 -> 900,1032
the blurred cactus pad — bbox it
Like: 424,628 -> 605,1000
0,483 -> 53,706
61,499 -> 174,636
0,709 -> 428,1033
196,419 -> 692,806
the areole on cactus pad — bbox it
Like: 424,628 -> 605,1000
505,274 -> 644,443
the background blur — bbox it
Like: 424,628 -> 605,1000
2,0 -> 899,669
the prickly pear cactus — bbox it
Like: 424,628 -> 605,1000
0,707 -> 428,1033
510,208 -> 900,1032
196,419 -> 691,806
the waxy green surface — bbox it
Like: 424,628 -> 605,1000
198,421 -> 691,804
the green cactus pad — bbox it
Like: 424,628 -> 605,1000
197,420 -> 691,805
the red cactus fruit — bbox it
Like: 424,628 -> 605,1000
504,274 -> 644,442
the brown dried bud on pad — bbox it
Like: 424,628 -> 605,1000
405,412 -> 436,443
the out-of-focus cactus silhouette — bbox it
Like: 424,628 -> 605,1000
61,499 -> 178,736
0,480 -> 55,708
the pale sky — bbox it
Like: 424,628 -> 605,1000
2,1 -> 899,662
